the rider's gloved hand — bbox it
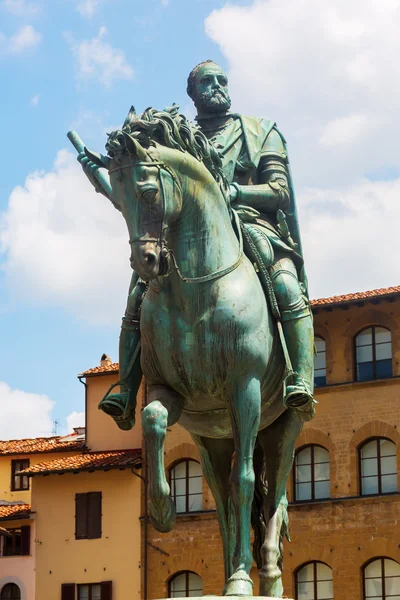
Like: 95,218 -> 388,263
77,152 -> 100,191
229,183 -> 239,203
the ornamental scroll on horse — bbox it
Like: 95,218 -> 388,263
69,105 -> 314,598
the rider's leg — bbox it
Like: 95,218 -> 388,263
269,255 -> 315,419
241,223 -> 314,419
98,271 -> 146,430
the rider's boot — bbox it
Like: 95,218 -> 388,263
98,277 -> 146,430
270,258 -> 315,421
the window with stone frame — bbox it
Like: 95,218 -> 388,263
295,561 -> 333,600
355,326 -> 392,382
294,445 -> 330,502
11,459 -> 30,491
363,557 -> 400,600
168,571 -> 203,598
169,460 -> 202,513
314,336 -> 327,387
359,438 -> 398,496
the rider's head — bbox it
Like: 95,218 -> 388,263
187,60 -> 232,117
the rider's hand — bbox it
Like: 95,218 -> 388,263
229,183 -> 239,203
77,152 -> 99,190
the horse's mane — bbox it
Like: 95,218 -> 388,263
106,104 -> 227,186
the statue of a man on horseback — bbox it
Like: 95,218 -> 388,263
89,60 -> 314,430
71,62 -> 315,598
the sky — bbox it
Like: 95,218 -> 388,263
1,0 -> 400,440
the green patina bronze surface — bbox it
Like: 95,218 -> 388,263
69,62 -> 314,598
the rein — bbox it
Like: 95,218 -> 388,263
110,155 -> 243,285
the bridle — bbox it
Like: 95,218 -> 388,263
109,153 -> 243,284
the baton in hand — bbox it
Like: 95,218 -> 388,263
67,130 -> 112,198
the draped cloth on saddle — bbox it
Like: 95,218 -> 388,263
208,113 -> 309,299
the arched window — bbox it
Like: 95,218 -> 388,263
169,459 -> 202,513
359,438 -> 397,495
294,445 -> 330,501
314,337 -> 326,387
1,584 -> 21,600
363,558 -> 400,599
169,571 -> 203,598
355,326 -> 392,382
296,561 -> 333,599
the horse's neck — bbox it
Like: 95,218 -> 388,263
168,177 -> 239,279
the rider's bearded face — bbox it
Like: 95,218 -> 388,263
193,64 -> 232,114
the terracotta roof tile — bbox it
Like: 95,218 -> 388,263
0,436 -> 85,456
21,449 -> 141,476
311,285 -> 400,308
79,362 -> 119,376
0,503 -> 31,520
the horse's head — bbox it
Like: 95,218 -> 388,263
104,122 -> 183,281
89,105 -> 226,281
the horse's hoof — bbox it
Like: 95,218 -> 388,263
260,579 -> 283,598
259,567 -> 283,597
223,571 -> 253,597
98,393 -> 135,430
149,495 -> 176,533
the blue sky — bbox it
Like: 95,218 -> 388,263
0,0 -> 237,437
2,0 -> 400,438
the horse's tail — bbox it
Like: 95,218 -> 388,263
251,439 -> 268,569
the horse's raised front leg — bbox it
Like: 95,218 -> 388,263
256,409 -> 303,597
225,377 -> 261,597
192,434 -> 235,586
142,385 -> 183,533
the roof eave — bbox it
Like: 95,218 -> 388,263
312,292 -> 400,313
24,461 -> 142,478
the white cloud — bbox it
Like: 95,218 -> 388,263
160,0 -> 169,6
30,94 -> 39,106
66,27 -> 134,87
66,411 -> 85,432
0,381 -> 54,439
7,25 -> 41,54
0,149 -> 129,325
2,0 -> 39,17
205,0 -> 400,295
76,0 -> 104,18
299,177 -> 400,299
205,0 -> 400,188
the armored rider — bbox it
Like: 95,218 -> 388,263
78,60 -> 315,429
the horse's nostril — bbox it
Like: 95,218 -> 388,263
145,251 -> 157,266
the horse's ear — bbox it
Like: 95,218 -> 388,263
84,147 -> 110,169
123,105 -> 136,128
122,132 -> 148,162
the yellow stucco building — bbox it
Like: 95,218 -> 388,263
0,433 -> 86,600
0,361 -> 144,600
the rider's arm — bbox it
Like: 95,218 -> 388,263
230,127 -> 290,213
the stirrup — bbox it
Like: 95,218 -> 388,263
98,383 -> 135,430
283,372 -> 315,409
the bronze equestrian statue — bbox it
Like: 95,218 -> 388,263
70,61 -> 315,598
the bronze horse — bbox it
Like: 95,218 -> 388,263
81,108 -> 304,597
